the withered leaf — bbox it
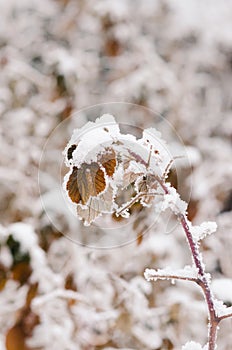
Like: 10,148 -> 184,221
123,171 -> 142,188
66,167 -> 81,204
67,163 -> 106,205
98,148 -> 116,177
76,184 -> 114,225
137,175 -> 158,205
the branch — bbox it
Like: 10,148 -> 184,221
116,191 -> 162,216
218,310 -> 232,321
144,267 -> 199,283
153,178 -> 220,350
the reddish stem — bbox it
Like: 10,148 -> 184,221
160,180 -> 219,350
219,312 -> 232,321
179,213 -> 219,350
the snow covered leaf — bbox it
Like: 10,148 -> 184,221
63,114 -> 174,224
66,148 -> 116,206
98,148 -> 117,177
76,185 -> 115,226
136,174 -> 159,206
63,114 -> 126,167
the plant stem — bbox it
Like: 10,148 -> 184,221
179,213 -> 219,350
219,312 -> 232,321
160,180 -> 219,350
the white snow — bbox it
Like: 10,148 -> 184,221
144,265 -> 199,282
182,341 -> 207,350
8,222 -> 38,252
190,221 -> 217,242
211,278 -> 232,318
212,278 -> 232,304
155,186 -> 188,215
64,114 -> 136,167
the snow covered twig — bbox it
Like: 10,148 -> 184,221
144,266 -> 199,283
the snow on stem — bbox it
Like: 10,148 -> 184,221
158,179 -> 220,350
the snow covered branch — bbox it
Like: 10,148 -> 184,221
144,266 -> 199,283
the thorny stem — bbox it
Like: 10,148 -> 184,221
158,180 -> 220,350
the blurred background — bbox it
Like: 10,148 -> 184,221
0,0 -> 232,349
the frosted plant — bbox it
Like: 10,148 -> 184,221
63,115 -> 232,350
63,114 -> 173,225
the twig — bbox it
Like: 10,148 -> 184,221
218,312 -> 232,321
144,269 -> 198,283
116,191 -> 163,216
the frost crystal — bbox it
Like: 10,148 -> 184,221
190,221 -> 217,242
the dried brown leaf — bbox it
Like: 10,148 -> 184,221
67,163 -> 106,204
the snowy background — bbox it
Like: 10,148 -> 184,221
0,0 -> 232,349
